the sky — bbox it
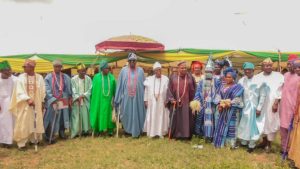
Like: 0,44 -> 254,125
0,0 -> 300,55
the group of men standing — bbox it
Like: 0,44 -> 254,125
0,52 -> 300,167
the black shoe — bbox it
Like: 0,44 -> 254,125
59,135 -> 67,140
265,145 -> 271,153
47,139 -> 57,145
239,143 -> 248,148
18,147 -> 27,151
288,160 -> 297,169
205,138 -> 213,143
230,145 -> 239,150
247,148 -> 254,153
256,143 -> 266,149
2,144 -> 12,149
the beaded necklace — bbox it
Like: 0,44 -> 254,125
153,76 -> 161,101
102,73 -> 110,97
127,67 -> 137,97
177,74 -> 187,107
78,76 -> 86,105
26,73 -> 36,99
52,72 -> 64,99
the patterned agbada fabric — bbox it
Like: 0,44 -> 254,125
213,83 -> 244,148
9,73 -> 46,145
288,82 -> 300,168
193,77 -> 221,138
167,73 -> 196,139
44,72 -> 72,139
70,75 -> 92,138
90,72 -> 116,134
114,66 -> 146,137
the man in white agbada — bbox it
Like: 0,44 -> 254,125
9,59 -> 46,151
0,61 -> 17,148
237,62 -> 267,153
255,58 -> 284,152
143,62 -> 170,138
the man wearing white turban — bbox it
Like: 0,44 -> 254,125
143,62 -> 170,138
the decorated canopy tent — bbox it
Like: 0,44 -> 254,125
1,49 -> 299,73
95,35 -> 165,52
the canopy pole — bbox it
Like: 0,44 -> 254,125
168,63 -> 170,76
277,49 -> 282,72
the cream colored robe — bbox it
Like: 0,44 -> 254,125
9,73 -> 46,142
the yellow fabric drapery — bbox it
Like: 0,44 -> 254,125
0,57 -> 73,73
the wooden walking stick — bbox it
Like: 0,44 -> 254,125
168,102 -> 176,140
277,49 -> 282,72
49,104 -> 58,144
78,97 -> 83,138
116,107 -> 120,138
32,105 -> 38,152
282,117 -> 294,160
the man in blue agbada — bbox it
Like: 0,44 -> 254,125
191,55 -> 221,142
114,53 -> 146,138
44,60 -> 72,143
237,62 -> 267,153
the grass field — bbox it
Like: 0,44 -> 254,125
0,132 -> 291,169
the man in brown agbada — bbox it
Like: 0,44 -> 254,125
167,61 -> 196,140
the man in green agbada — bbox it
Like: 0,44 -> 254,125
70,63 -> 92,138
90,61 -> 116,135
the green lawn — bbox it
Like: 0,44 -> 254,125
0,134 -> 290,169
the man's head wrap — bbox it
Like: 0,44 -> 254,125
24,59 -> 36,67
99,60 -> 109,70
153,62 -> 161,70
242,62 -> 255,70
128,53 -> 137,61
76,63 -> 86,70
53,59 -> 63,66
0,60 -> 11,71
177,61 -> 186,67
262,58 -> 273,65
292,58 -> 300,68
